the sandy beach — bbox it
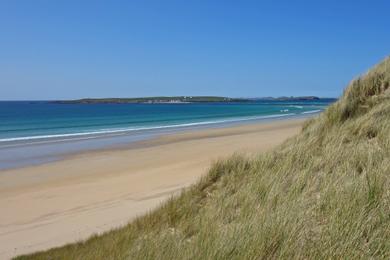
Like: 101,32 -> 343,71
0,119 -> 305,259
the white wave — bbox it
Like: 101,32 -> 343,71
280,109 -> 289,112
289,105 -> 304,109
0,113 -> 296,143
302,110 -> 322,114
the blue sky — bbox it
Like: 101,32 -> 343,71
1,1 -> 389,100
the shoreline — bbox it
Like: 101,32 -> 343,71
0,118 -> 307,259
0,113 -> 316,171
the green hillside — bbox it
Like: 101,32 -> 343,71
54,96 -> 249,104
19,57 -> 390,259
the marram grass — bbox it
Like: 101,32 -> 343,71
17,57 -> 390,259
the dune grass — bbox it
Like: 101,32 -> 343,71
17,57 -> 390,259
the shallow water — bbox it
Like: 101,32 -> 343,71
0,100 -> 334,169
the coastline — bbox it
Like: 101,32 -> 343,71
0,118 -> 307,259
0,113 -> 316,171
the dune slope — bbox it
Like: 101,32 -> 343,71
18,58 -> 390,259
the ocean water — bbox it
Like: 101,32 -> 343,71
0,100 -> 334,169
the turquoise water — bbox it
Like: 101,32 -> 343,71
0,100 -> 334,169
0,101 -> 332,143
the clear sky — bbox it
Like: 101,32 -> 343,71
1,1 -> 389,100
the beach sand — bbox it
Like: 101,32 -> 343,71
0,119 -> 305,259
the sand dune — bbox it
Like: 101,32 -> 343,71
0,119 -> 304,259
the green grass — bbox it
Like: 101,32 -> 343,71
18,57 -> 390,259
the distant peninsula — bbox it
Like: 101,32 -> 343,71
54,96 -> 246,104
53,96 -> 329,104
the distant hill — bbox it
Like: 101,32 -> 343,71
20,57 -> 390,259
53,96 -> 249,104
53,96 -> 331,104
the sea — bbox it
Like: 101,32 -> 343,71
0,100 -> 334,170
